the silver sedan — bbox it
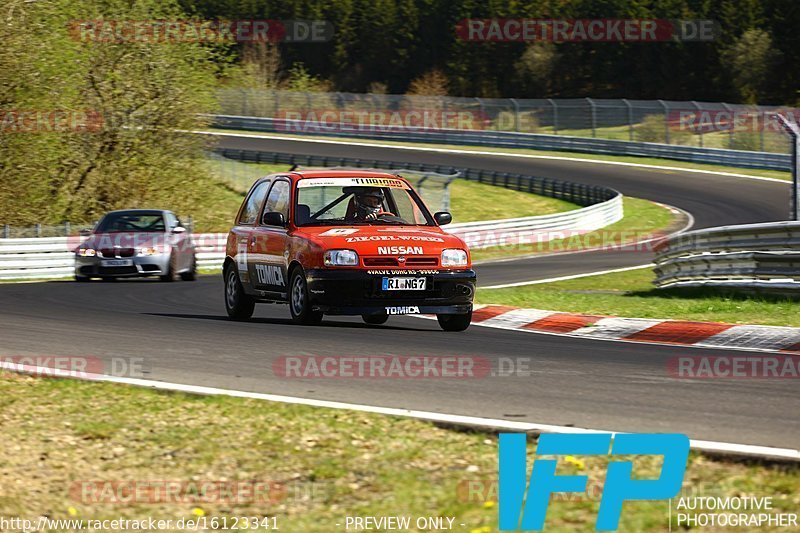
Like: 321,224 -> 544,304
74,209 -> 196,281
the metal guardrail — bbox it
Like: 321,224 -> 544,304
217,89 -> 795,153
0,155 -> 623,279
0,195 -> 622,280
211,114 -> 791,171
653,221 -> 800,291
213,147 -> 618,207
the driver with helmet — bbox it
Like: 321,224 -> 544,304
348,187 -> 394,221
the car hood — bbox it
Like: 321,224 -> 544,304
78,232 -> 168,250
296,225 -> 466,254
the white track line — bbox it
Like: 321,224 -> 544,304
2,361 -> 797,461
196,130 -> 790,184
481,264 -> 653,289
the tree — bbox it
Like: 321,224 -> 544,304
721,29 -> 781,103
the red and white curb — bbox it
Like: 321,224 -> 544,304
438,304 -> 800,354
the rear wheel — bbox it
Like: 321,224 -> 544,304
362,313 -> 389,325
224,264 -> 255,320
289,268 -> 323,325
437,311 -> 472,332
180,255 -> 197,281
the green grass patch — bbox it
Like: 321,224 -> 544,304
207,128 -> 791,182
448,180 -> 576,223
478,267 -> 800,327
471,197 -> 676,263
0,372 -> 797,531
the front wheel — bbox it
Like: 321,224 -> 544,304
160,253 -> 176,282
224,265 -> 255,320
362,313 -> 389,325
289,268 -> 323,325
437,311 -> 472,332
180,255 -> 197,281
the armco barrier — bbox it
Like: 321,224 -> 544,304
0,194 -> 622,280
0,154 -> 623,280
210,114 -> 791,171
654,221 -> 800,291
212,147 -> 618,207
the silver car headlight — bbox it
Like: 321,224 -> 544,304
77,248 -> 97,257
137,247 -> 160,256
324,249 -> 359,266
441,248 -> 468,267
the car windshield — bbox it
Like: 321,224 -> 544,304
95,213 -> 166,233
295,177 -> 433,226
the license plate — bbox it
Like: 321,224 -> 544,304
101,259 -> 133,267
382,277 -> 426,291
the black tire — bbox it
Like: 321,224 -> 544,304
180,255 -> 197,281
74,274 -> 90,282
224,264 -> 255,320
437,311 -> 472,332
289,267 -> 323,325
160,253 -> 176,282
362,313 -> 389,325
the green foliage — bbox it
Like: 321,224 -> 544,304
180,0 -> 799,103
0,0 -> 218,226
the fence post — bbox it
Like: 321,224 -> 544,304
65,221 -> 70,236
586,97 -> 596,138
658,100 -> 670,144
474,97 -> 485,130
721,102 -> 734,149
35,223 -> 41,237
776,114 -> 800,220
622,98 -> 633,141
510,98 -> 520,132
548,98 -> 558,134
2,225 -> 8,239
691,101 -> 703,147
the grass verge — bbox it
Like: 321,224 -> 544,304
471,197 -> 677,263
0,372 -> 797,532
206,128 -> 791,182
478,267 -> 800,327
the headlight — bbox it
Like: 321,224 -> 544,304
137,247 -> 160,256
77,248 -> 96,257
441,248 -> 468,267
324,249 -> 359,266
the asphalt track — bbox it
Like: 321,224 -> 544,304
1,134 -> 797,450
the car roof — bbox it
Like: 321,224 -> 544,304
258,169 -> 407,184
104,209 -> 169,215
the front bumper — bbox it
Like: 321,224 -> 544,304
305,268 -> 476,316
75,254 -> 170,278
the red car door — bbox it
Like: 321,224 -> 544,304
232,179 -> 272,290
249,178 -> 291,297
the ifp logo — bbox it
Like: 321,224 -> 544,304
498,433 -> 689,531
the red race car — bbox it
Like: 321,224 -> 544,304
223,170 -> 476,331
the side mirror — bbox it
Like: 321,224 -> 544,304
262,211 -> 286,227
172,226 -> 187,234
79,228 -> 92,237
434,211 -> 452,226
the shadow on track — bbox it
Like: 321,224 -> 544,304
143,313 -> 430,331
